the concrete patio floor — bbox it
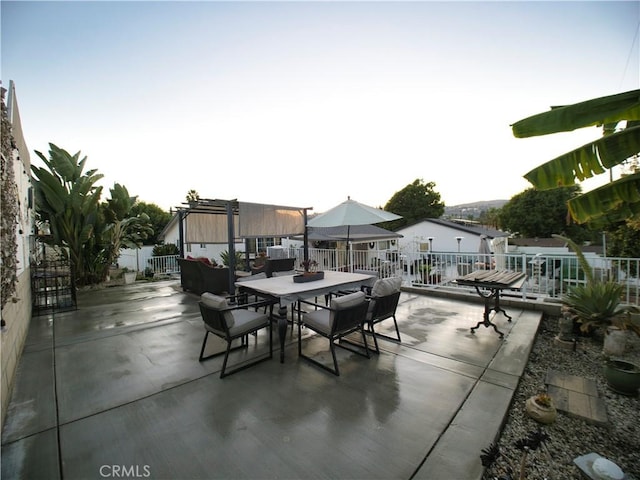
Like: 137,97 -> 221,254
1,278 -> 542,480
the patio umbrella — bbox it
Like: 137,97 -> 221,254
307,197 -> 402,270
493,236 -> 508,270
478,235 -> 492,268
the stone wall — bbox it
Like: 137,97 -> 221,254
1,268 -> 32,430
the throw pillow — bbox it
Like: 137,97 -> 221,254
371,277 -> 401,297
200,293 -> 234,328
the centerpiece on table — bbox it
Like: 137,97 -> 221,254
293,259 -> 324,283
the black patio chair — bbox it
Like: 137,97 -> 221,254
198,293 -> 274,378
298,291 -> 370,376
365,276 -> 402,354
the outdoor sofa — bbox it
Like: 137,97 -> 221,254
177,257 -> 231,295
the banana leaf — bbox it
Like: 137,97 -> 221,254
567,173 -> 640,224
512,89 -> 640,138
524,125 -> 640,188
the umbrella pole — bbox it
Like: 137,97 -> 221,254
348,225 -> 352,272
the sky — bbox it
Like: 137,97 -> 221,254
2,1 -> 639,215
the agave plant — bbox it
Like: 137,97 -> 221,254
563,281 -> 627,333
556,234 -> 635,333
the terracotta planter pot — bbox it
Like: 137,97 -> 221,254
525,396 -> 557,424
603,327 -> 627,357
603,359 -> 640,396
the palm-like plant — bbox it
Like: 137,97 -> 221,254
556,234 -> 635,334
563,281 -> 627,333
512,89 -> 640,226
32,144 -> 103,284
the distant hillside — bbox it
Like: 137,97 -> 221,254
443,199 -> 508,218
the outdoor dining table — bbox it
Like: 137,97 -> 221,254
235,271 -> 377,362
454,269 -> 527,338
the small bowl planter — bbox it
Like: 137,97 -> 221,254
525,393 -> 557,424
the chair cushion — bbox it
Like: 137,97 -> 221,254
330,291 -> 365,310
227,309 -> 270,337
304,309 -> 332,335
371,277 -> 401,297
201,293 -> 235,328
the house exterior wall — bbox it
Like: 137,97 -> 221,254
396,221 -> 485,254
1,81 -> 35,430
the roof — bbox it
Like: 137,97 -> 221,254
509,237 -> 566,248
395,218 -> 509,239
510,237 -> 604,255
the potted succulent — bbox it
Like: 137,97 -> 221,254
525,393 -> 557,424
556,235 -> 638,343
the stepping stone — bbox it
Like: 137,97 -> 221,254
545,370 -> 608,426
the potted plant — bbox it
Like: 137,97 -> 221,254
556,235 -> 637,343
556,234 -> 640,394
294,259 -> 324,283
122,267 -> 137,284
525,393 -> 557,424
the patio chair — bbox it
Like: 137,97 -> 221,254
365,276 -> 402,354
298,291 -> 370,376
198,293 -> 274,378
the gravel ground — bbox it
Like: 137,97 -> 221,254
482,316 -> 640,480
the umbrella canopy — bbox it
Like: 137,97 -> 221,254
306,224 -> 402,242
308,197 -> 401,228
307,198 -> 402,271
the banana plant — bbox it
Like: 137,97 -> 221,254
32,144 -> 103,283
512,89 -> 640,226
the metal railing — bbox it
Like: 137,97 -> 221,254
149,248 -> 640,306
295,247 -> 640,306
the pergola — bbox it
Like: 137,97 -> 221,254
175,198 -> 310,293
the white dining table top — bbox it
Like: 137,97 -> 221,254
235,270 -> 376,306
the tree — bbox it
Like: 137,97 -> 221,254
498,186 -> 590,239
130,201 -> 172,245
478,207 -> 501,229
512,89 -> 640,226
99,183 -> 153,278
383,179 -> 445,230
32,144 -> 103,284
605,159 -> 640,267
